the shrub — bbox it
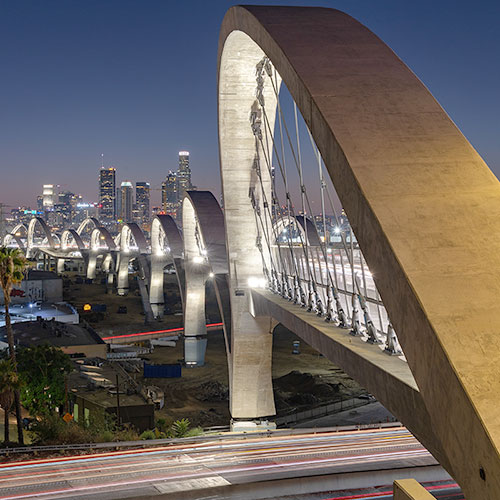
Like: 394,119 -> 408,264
140,430 -> 156,440
185,427 -> 203,437
113,425 -> 140,442
86,408 -> 116,438
30,414 -> 92,445
170,418 -> 191,438
98,430 -> 115,443
156,418 -> 168,433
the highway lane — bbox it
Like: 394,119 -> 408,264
0,427 -> 442,499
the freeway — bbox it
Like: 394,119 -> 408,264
0,427 -> 451,499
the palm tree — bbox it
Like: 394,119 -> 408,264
0,247 -> 28,444
0,358 -> 21,443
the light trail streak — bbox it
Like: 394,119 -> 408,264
0,428 -> 439,500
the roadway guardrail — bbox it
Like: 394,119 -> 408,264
0,422 -> 403,457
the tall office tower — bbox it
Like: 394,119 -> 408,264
135,182 -> 150,225
176,151 -> 192,198
175,151 -> 192,223
161,171 -> 179,218
42,184 -> 55,210
99,167 -> 116,224
36,196 -> 43,212
54,191 -> 74,228
118,181 -> 133,222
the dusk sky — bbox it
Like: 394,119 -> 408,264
1,0 -> 499,208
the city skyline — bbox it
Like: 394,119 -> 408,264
1,0 -> 499,208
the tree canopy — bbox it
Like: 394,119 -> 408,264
17,345 -> 72,416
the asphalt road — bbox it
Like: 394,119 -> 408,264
0,427 -> 454,499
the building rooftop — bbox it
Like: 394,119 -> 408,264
0,319 -> 105,348
26,270 -> 60,280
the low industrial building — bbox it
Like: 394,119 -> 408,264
0,270 -> 63,305
0,319 -> 107,358
70,390 -> 155,433
69,360 -> 155,432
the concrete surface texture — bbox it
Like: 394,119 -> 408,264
218,5 -> 500,499
394,478 -> 436,499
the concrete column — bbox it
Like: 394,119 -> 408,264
150,254 -> 169,318
117,256 -> 130,295
183,258 -> 209,366
230,292 -> 275,419
56,257 -> 65,274
87,252 -> 97,280
394,479 -> 435,499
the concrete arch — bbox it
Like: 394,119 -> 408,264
3,224 -> 27,251
150,214 -> 185,318
61,229 -> 86,252
219,6 -> 500,496
27,217 -> 55,258
120,223 -> 148,254
58,228 -> 88,273
87,226 -> 117,280
3,233 -> 25,251
117,223 -> 149,296
273,216 -> 321,247
91,226 -> 116,252
76,217 -> 99,235
182,191 -> 230,366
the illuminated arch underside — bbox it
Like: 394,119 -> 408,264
218,6 -> 500,498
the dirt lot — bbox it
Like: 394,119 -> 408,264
66,274 -> 367,428
143,326 -> 367,427
63,273 -> 191,336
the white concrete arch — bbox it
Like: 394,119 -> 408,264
57,228 -> 88,273
3,224 -> 27,251
26,217 -> 56,258
87,226 -> 117,280
182,191 -> 229,366
61,229 -> 86,251
273,215 -> 321,247
150,214 -> 185,318
76,217 -> 99,235
219,6 -> 500,496
117,222 -> 149,296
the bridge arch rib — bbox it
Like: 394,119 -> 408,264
150,214 -> 185,318
219,6 -> 500,498
87,226 -> 116,279
3,224 -> 27,251
26,217 -> 56,258
182,191 -> 231,367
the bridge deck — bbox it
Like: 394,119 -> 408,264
251,288 -> 450,471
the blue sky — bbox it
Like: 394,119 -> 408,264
1,0 -> 499,207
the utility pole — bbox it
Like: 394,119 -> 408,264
115,374 -> 121,427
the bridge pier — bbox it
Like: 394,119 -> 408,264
230,294 -> 275,420
117,256 -> 130,295
150,253 -> 169,318
183,258 -> 209,366
87,251 -> 98,280
56,257 -> 65,274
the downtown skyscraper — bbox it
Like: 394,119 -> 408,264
117,181 -> 133,222
176,151 -> 192,199
161,151 -> 193,221
99,167 -> 116,224
135,181 -> 150,226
